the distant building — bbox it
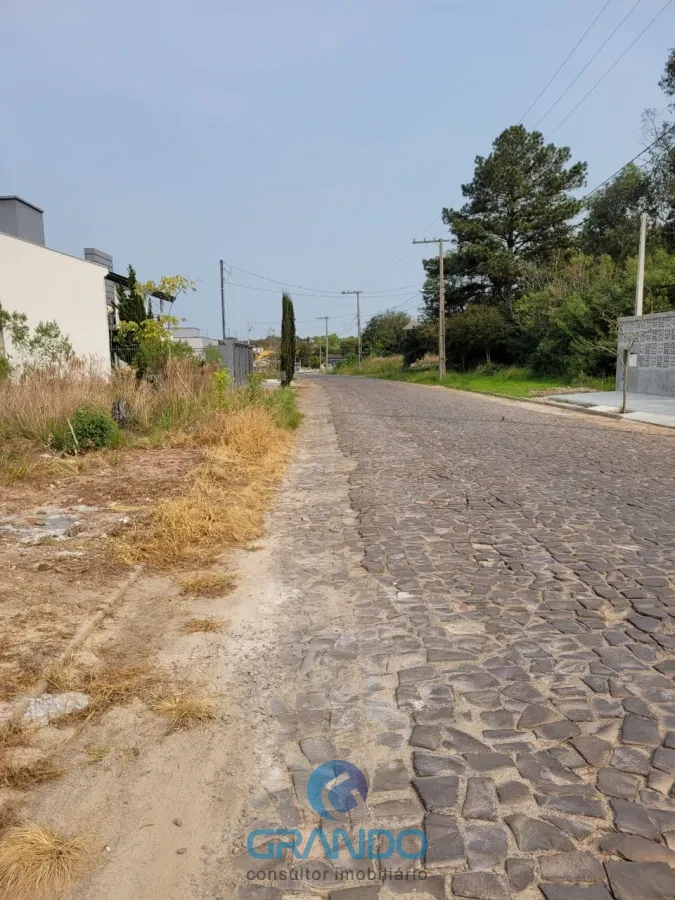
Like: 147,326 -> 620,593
171,326 -> 219,356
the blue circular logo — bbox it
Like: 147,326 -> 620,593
306,760 -> 368,820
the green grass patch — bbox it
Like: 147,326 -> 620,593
337,358 -> 614,398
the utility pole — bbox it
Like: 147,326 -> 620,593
219,259 -> 227,340
635,212 -> 648,317
317,316 -> 329,372
246,321 -> 252,346
341,291 -> 362,369
413,238 -> 446,379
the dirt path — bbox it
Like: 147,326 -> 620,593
24,382 -> 367,899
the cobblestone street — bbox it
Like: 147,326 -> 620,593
236,376 -> 675,900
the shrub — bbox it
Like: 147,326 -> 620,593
473,361 -> 502,376
68,406 -> 119,452
0,357 -> 10,380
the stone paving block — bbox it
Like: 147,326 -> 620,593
327,887 -> 381,899
465,823 -> 507,870
611,746 -> 652,775
496,780 -> 530,806
598,832 -> 675,866
538,851 -> 605,882
424,813 -> 465,868
411,776 -> 459,811
506,857 -> 534,892
463,777 -> 498,820
652,747 -> 675,774
299,736 -> 336,764
605,860 -> 675,900
540,814 -> 596,839
622,714 -> 661,747
571,735 -> 613,768
463,752 -> 515,772
505,815 -> 574,852
539,887 -> 612,900
386,877 -> 447,897
452,872 -> 509,900
412,753 -> 465,777
611,800 -> 661,839
410,726 -> 442,751
597,767 -> 640,800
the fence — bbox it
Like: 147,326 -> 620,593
217,339 -> 254,384
109,334 -> 254,384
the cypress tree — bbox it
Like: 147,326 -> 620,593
118,265 -> 147,324
280,292 -> 296,385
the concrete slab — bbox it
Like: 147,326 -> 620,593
546,391 -> 675,429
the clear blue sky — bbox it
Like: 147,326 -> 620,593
2,0 -> 673,340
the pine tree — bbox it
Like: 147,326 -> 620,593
280,292 -> 296,385
118,265 -> 147,324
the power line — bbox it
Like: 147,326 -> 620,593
548,0 -> 674,137
226,280 -> 418,299
227,264 -> 344,295
581,120 -> 675,201
520,0 -> 616,123
533,0 -> 643,129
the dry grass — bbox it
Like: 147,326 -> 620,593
0,822 -> 92,899
115,407 -> 292,568
46,661 -> 163,714
151,694 -> 217,732
0,805 -> 19,837
84,746 -> 108,765
179,572 -> 236,598
183,618 -> 229,634
0,724 -> 25,752
0,761 -> 64,791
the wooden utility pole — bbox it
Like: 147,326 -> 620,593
341,291 -> 362,369
413,238 -> 446,378
317,316 -> 329,372
635,213 -> 647,317
219,259 -> 227,340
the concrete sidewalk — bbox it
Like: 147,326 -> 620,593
547,389 -> 675,428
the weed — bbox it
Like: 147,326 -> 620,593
0,805 -> 18,837
0,823 -> 92,899
184,618 -> 229,634
84,746 -> 108,765
179,572 -> 236,598
151,694 -> 216,731
0,760 -> 64,791
115,406 -> 292,568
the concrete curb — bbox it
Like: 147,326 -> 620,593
10,566 -> 144,725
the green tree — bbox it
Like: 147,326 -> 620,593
580,165 -> 655,263
116,315 -> 194,378
401,321 -> 437,368
117,264 -> 147,324
659,48 -> 675,103
449,305 -> 508,365
280,292 -> 296,385
430,126 -> 587,317
362,310 -> 411,356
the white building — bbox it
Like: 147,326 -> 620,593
171,326 -> 220,356
0,197 -> 111,371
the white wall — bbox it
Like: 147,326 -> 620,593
0,232 -> 111,371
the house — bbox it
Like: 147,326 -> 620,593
0,196 -> 176,372
0,197 -> 111,370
